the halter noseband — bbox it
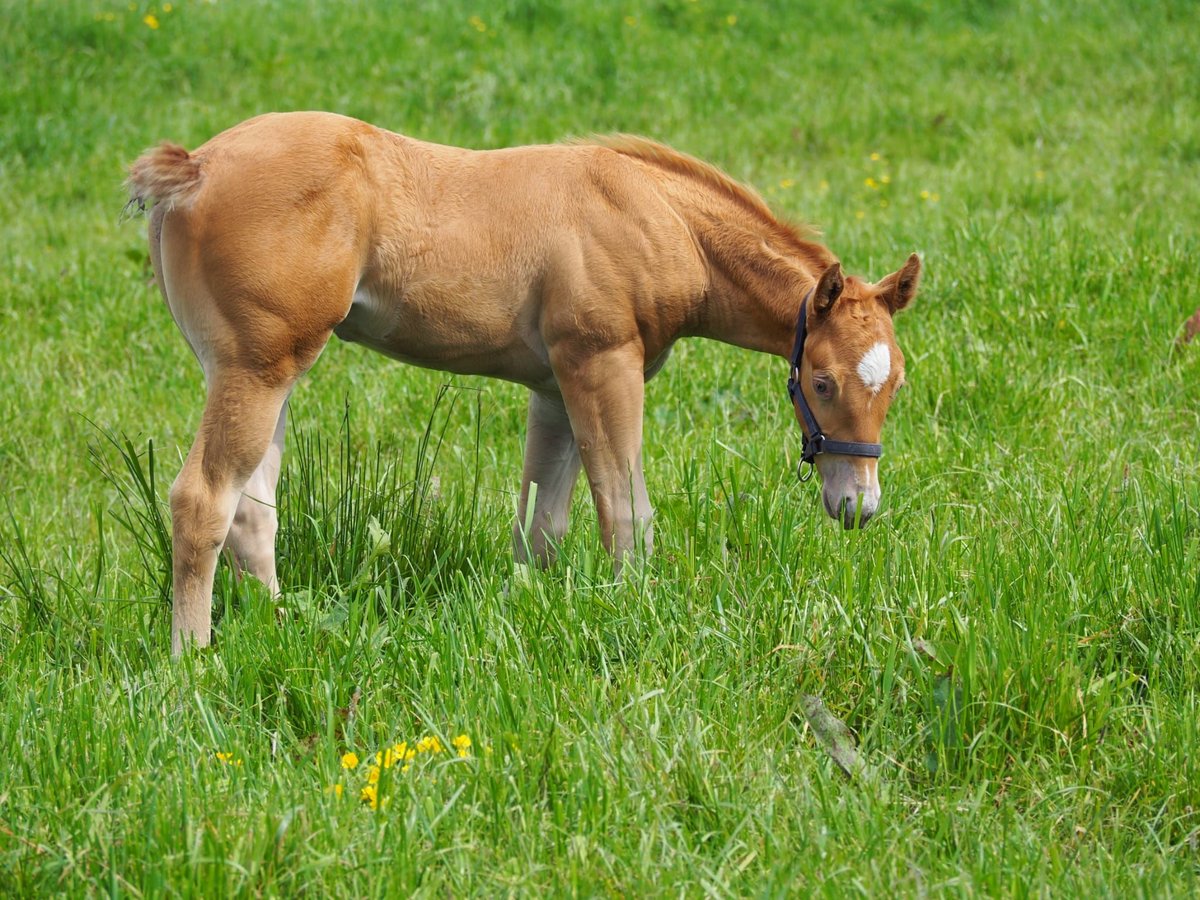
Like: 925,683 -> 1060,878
787,293 -> 883,482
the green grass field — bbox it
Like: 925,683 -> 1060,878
3,0 -> 1200,894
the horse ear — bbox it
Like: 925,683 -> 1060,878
813,262 -> 844,314
877,253 -> 921,314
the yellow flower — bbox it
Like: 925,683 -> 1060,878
326,783 -> 344,797
1035,170 -> 1045,181
779,178 -> 795,189
624,15 -> 638,26
215,751 -> 243,767
163,2 -> 173,10
361,784 -> 378,809
417,735 -> 445,754
725,14 -> 737,26
366,764 -> 381,784
855,210 -> 866,220
880,174 -> 891,184
452,734 -> 472,757
468,15 -> 486,32
143,13 -> 159,29
340,751 -> 359,770
869,152 -> 882,162
920,189 -> 931,200
864,177 -> 878,189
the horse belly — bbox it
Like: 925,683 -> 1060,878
334,285 -> 553,386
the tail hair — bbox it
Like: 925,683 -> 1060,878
126,142 -> 203,212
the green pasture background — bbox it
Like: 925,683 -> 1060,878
2,0 -> 1199,894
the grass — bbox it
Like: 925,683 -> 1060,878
2,0 -> 1200,894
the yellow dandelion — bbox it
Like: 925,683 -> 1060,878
366,764 -> 380,785
143,13 -> 159,29
869,152 -> 882,162
855,210 -> 866,220
361,783 -> 378,809
375,749 -> 401,769
326,783 -> 344,797
726,14 -> 737,26
417,735 -> 445,754
880,174 -> 891,184
215,751 -> 243,767
779,178 -> 795,189
920,189 -> 931,200
1035,170 -> 1045,181
452,734 -> 472,757
468,15 -> 486,32
864,177 -> 878,189
163,2 -> 173,10
624,15 -> 638,26
341,751 -> 359,770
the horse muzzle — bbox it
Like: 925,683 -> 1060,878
818,459 -> 881,529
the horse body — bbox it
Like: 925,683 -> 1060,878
128,111 -> 919,654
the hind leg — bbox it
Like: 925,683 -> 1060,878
170,369 -> 308,655
222,394 -> 290,594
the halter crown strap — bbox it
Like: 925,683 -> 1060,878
787,294 -> 883,468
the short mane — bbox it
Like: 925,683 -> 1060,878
580,135 -> 830,268
584,134 -> 776,219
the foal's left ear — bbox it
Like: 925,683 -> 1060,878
876,253 -> 922,314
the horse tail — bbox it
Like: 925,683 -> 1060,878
126,142 -> 204,212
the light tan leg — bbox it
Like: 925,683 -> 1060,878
552,343 -> 653,566
513,391 -> 582,566
169,372 -> 297,655
222,394 -> 290,594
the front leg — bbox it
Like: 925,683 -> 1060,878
551,341 -> 653,565
513,391 -> 582,566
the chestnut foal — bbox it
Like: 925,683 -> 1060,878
127,112 -> 920,654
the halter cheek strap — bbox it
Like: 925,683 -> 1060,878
787,294 -> 883,480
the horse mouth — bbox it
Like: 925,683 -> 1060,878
823,493 -> 873,529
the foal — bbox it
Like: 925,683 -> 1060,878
127,112 -> 920,654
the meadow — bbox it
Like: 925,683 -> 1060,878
2,0 -> 1199,894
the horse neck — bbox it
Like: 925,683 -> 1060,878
687,209 -> 833,359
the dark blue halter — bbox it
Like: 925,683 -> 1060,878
787,294 -> 883,482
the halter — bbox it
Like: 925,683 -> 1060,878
787,293 -> 883,482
